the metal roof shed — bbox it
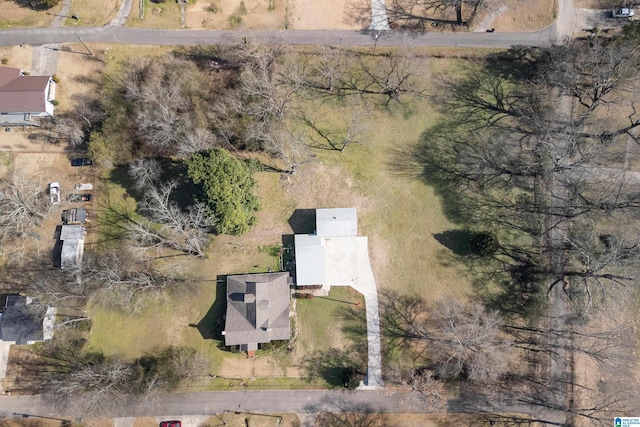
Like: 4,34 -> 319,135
59,225 -> 86,269
316,208 -> 358,237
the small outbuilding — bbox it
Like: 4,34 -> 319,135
58,224 -> 86,269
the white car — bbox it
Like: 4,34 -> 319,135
74,183 -> 93,190
613,7 -> 635,17
49,182 -> 60,204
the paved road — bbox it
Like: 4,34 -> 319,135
0,390 -> 566,423
0,27 -> 556,49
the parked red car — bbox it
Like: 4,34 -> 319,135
159,422 -> 181,427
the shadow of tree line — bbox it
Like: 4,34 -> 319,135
384,38 -> 640,422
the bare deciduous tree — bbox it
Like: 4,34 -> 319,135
300,109 -> 369,152
386,366 -> 447,413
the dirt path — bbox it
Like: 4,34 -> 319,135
473,5 -> 508,32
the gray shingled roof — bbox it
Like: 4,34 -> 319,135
224,272 -> 291,347
0,295 -> 47,345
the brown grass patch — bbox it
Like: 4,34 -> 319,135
186,0 -> 287,30
64,0 -> 120,27
0,2 -> 59,29
200,413 -> 301,427
0,46 -> 33,71
491,0 -> 556,32
575,0 -> 618,8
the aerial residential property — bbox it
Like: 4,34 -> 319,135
0,65 -> 56,125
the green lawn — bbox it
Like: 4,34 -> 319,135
295,287 -> 366,354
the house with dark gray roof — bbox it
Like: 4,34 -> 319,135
223,272 -> 291,355
0,295 -> 56,345
0,66 -> 56,125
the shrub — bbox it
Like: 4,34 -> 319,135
20,0 -> 62,11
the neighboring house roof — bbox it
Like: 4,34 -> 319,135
59,224 -> 86,269
316,208 -> 358,237
224,272 -> 291,349
0,66 -> 53,115
0,295 -> 56,345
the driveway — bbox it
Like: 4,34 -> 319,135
0,341 -> 12,383
323,237 -> 383,388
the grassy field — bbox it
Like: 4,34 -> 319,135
295,287 -> 366,354
129,0 -> 184,28
0,2 -> 59,29
64,0 -> 120,27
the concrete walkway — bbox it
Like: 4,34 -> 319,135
369,0 -> 390,30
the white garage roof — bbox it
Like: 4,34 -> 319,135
294,234 -> 326,286
316,208 -> 357,237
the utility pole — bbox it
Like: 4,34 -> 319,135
74,32 -> 92,56
373,32 -> 380,55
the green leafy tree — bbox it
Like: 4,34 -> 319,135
185,149 -> 259,235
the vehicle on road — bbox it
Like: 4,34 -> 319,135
613,7 -> 635,17
74,183 -> 93,190
71,158 -> 93,167
67,193 -> 92,202
49,182 -> 60,204
159,422 -> 181,427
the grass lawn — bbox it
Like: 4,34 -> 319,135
0,2 -> 59,29
295,287 -> 366,354
129,0 -> 184,28
301,71 -> 475,301
64,0 -> 119,26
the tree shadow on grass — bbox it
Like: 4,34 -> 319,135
195,275 -> 227,341
108,158 -> 197,210
433,230 -> 474,256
